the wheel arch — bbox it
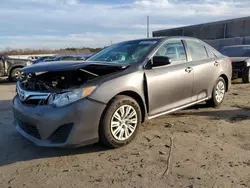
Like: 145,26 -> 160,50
118,91 -> 146,123
8,65 -> 24,76
102,90 -> 147,123
219,74 -> 229,92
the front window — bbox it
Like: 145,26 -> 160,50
88,39 -> 160,64
154,40 -> 187,63
220,46 -> 250,57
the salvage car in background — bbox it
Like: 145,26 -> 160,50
12,37 -> 232,148
32,54 -> 91,64
220,45 -> 250,83
32,56 -> 55,64
0,54 -> 32,81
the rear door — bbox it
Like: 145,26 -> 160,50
145,39 -> 194,116
184,39 -> 220,102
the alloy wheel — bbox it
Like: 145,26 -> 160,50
14,70 -> 24,81
110,105 -> 138,141
215,80 -> 225,103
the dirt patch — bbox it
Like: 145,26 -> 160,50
0,80 -> 250,188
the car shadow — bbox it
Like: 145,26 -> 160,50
0,99 -> 109,167
171,105 -> 250,121
0,98 -> 249,167
0,140 -> 108,167
186,103 -> 208,110
0,77 -> 15,85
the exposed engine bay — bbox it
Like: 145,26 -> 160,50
19,64 -> 126,91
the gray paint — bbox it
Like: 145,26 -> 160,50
12,37 -> 232,148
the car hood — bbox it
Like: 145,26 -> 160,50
21,61 -> 129,73
231,57 -> 250,63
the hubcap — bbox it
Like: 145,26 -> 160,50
215,81 -> 225,103
14,70 -> 24,81
110,105 -> 138,141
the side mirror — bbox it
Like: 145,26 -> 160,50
152,56 -> 171,67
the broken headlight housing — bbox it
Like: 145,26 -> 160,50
48,86 -> 96,107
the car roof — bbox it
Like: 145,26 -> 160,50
222,45 -> 250,48
118,36 -> 203,44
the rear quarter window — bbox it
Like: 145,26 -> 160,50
205,46 -> 216,58
186,40 -> 208,61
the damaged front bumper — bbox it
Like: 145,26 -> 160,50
12,95 -> 106,148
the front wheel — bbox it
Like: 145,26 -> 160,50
206,77 -> 226,108
9,67 -> 24,82
99,95 -> 141,148
242,67 -> 250,83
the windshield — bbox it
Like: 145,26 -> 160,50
220,46 -> 250,57
87,39 -> 160,64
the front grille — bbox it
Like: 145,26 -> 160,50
17,81 -> 50,107
49,123 -> 73,143
21,99 -> 46,106
17,120 -> 41,139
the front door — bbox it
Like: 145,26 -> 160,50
145,39 -> 194,116
0,56 -> 5,76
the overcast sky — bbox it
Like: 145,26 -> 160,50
0,0 -> 249,50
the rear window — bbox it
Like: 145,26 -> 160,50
220,46 -> 250,57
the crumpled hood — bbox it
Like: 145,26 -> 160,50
231,57 -> 250,63
21,61 -> 129,73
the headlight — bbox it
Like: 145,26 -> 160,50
26,61 -> 33,66
48,86 -> 96,107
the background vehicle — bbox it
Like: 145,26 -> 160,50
219,45 -> 250,83
0,54 -> 32,81
32,56 -> 55,64
27,56 -> 40,61
13,37 -> 231,148
52,55 -> 86,61
33,54 -> 92,63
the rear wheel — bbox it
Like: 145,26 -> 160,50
242,67 -> 250,83
206,77 -> 226,108
99,95 -> 141,148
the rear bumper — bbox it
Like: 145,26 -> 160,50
12,95 -> 106,148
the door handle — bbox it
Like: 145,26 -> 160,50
185,67 -> 193,73
214,61 -> 219,66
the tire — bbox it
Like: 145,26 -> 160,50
242,67 -> 250,83
206,77 -> 226,108
9,67 -> 23,82
99,95 -> 142,148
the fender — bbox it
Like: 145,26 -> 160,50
89,70 -> 148,118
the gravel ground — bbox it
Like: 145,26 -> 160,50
0,78 -> 250,188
